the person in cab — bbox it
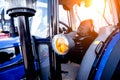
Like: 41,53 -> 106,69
66,19 -> 98,64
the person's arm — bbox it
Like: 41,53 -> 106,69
65,31 -> 78,39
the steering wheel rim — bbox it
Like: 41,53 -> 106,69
59,21 -> 72,34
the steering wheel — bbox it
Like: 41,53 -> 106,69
59,21 -> 72,34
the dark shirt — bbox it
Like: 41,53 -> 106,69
66,31 -> 98,64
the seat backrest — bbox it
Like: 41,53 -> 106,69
76,26 -> 116,80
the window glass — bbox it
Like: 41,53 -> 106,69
31,0 -> 49,38
73,0 -> 118,32
59,5 -> 69,26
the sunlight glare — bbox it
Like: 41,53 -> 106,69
75,0 -> 113,32
91,0 -> 105,13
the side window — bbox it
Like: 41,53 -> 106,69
31,0 -> 48,38
59,5 -> 69,26
59,5 -> 70,33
